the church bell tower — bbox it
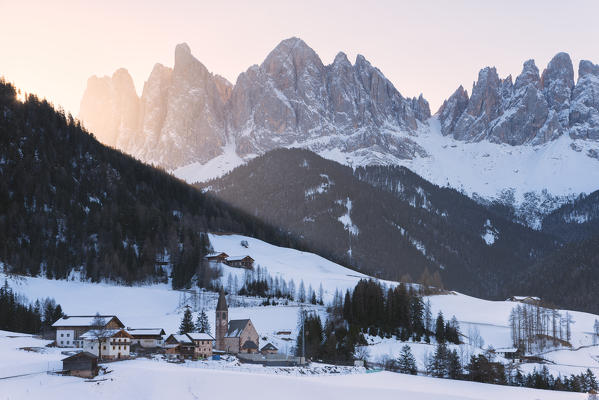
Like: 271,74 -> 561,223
215,290 -> 228,351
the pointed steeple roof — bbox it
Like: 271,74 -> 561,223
216,290 -> 228,311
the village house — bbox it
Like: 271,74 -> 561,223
186,332 -> 215,358
164,334 -> 196,360
260,343 -> 278,355
225,255 -> 254,269
80,328 -> 133,360
215,291 -> 260,354
52,315 -> 124,348
126,328 -> 165,348
61,352 -> 98,378
205,252 -> 229,263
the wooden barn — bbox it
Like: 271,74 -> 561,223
205,252 -> 229,263
62,352 -> 98,378
225,255 -> 254,269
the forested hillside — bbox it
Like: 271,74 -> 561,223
541,190 -> 599,242
514,235 -> 599,313
199,149 -> 557,301
0,80 -> 303,287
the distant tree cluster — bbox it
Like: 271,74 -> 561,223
0,279 -> 62,334
228,266 -> 324,305
339,279 -> 460,345
509,303 -> 572,353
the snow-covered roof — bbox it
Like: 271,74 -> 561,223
260,343 -> 278,351
226,255 -> 253,262
52,315 -> 122,328
186,332 -> 214,341
126,328 -> 165,337
205,252 -> 228,258
80,329 -> 123,340
226,319 -> 250,337
167,334 -> 193,344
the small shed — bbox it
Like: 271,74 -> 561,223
260,343 -> 278,355
62,351 -> 98,378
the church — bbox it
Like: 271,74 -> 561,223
215,291 -> 260,354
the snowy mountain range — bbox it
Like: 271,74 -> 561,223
79,38 -> 599,222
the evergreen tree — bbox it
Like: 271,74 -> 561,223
429,341 -> 449,377
397,344 -> 417,375
435,311 -> 445,343
195,309 -> 210,333
179,306 -> 194,334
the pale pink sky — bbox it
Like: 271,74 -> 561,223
1,0 -> 598,115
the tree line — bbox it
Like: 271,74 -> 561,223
0,279 -> 63,334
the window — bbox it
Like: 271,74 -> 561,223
66,333 -> 70,337
112,346 -> 115,350
60,341 -> 63,345
60,334 -> 64,337
67,341 -> 70,345
103,346 -> 106,350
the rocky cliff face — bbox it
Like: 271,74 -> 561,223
79,68 -> 140,148
79,38 -> 430,170
437,53 -> 599,146
569,60 -> 599,141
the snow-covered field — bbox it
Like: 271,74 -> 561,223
1,233 -> 599,397
0,332 -> 587,400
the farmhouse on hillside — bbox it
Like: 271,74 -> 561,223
52,315 -> 124,348
215,290 -> 259,354
506,296 -> 541,305
225,255 -> 254,269
205,252 -> 229,263
205,252 -> 254,269
80,328 -> 132,360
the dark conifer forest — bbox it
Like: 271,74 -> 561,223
0,80 -> 304,288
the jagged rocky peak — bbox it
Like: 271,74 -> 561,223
541,52 -> 574,126
81,37 -> 431,169
79,67 -> 140,147
579,59 -> 599,77
436,85 -> 469,136
569,60 -> 599,140
514,59 -> 540,89
437,52 -> 587,145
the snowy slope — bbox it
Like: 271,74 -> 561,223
173,117 -> 599,224
2,233 -> 599,378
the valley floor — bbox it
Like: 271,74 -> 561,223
0,332 -> 587,400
